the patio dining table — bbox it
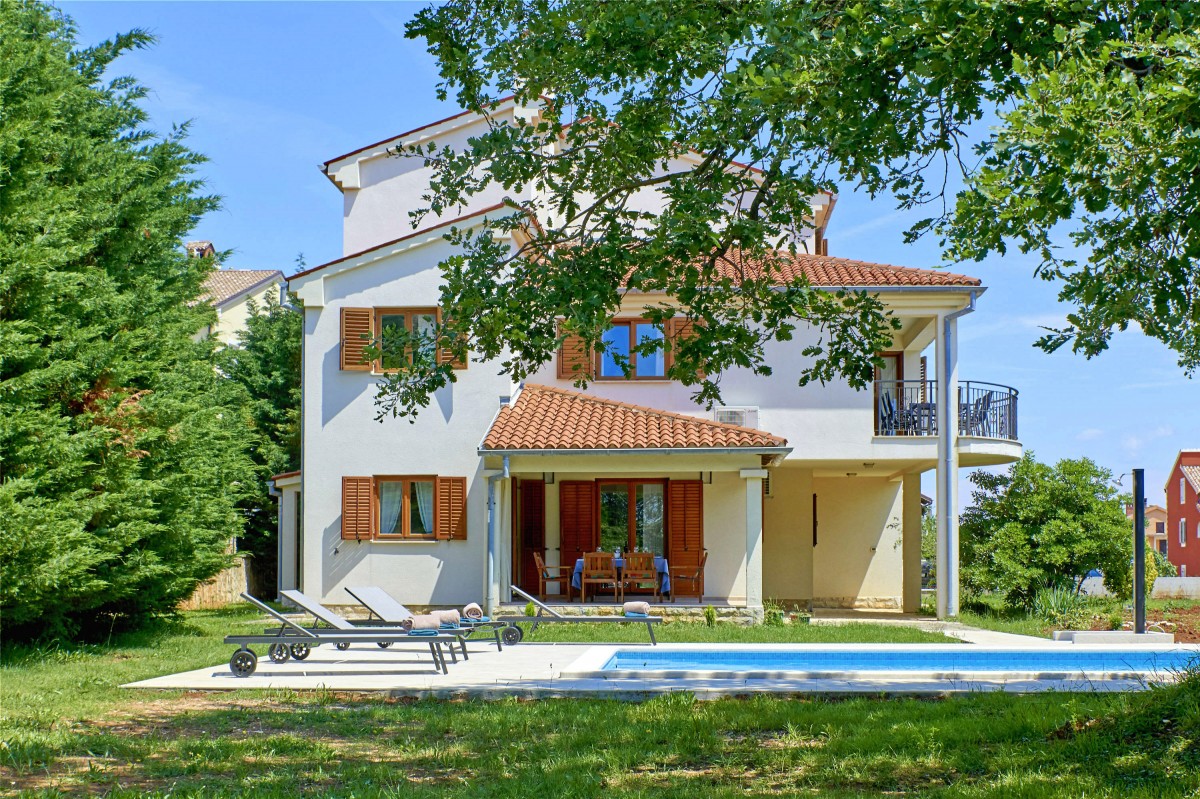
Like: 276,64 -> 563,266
571,556 -> 670,597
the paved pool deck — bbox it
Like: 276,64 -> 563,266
124,621 -> 1187,698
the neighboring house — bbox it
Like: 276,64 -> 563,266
191,241 -> 285,347
1165,450 -> 1200,577
1127,503 -> 1169,558
278,98 -> 1023,618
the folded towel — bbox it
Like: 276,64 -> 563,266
624,611 -> 648,618
623,601 -> 651,616
407,614 -> 441,631
433,609 -> 461,626
400,618 -> 413,632
463,602 -> 484,620
406,629 -> 439,637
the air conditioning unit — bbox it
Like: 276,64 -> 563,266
714,407 -> 758,429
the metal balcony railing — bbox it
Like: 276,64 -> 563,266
874,380 -> 1019,441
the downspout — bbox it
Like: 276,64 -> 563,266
939,290 -> 976,618
486,454 -> 510,614
267,480 -> 281,597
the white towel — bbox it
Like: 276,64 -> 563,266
623,601 -> 651,616
404,614 -> 440,631
433,609 -> 460,626
462,602 -> 484,620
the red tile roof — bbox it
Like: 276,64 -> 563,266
710,250 -> 981,287
200,269 -> 283,306
482,384 -> 787,451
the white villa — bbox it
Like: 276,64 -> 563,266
273,98 -> 1022,619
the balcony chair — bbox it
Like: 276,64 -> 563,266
619,551 -> 661,603
580,551 -> 620,603
533,552 -> 573,601
669,549 -> 708,602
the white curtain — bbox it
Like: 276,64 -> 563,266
379,482 -> 403,536
414,314 -> 438,359
413,481 -> 435,535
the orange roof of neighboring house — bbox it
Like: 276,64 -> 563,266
201,269 -> 283,306
481,384 -> 787,451
710,250 -> 981,288
271,470 -> 301,482
1183,465 -> 1200,494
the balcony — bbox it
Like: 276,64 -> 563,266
874,380 -> 1018,440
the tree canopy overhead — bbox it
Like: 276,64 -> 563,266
0,3 -> 255,639
382,0 -> 1197,416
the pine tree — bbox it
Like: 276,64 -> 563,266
0,3 -> 256,639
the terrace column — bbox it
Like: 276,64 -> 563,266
902,474 -> 923,614
741,468 -> 767,617
935,312 -> 961,619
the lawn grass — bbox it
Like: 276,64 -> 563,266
3,605 -> 1198,797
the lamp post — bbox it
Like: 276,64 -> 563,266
1133,468 -> 1145,635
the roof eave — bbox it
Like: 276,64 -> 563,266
478,445 -> 792,457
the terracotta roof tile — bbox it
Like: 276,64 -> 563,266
1182,464 -> 1200,494
710,250 -> 981,287
482,384 -> 786,451
200,269 -> 283,306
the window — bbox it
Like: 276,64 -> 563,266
598,480 -> 666,555
376,308 -> 438,370
339,307 -> 466,372
1156,521 -> 1165,535
377,477 -> 437,538
598,320 -> 665,379
1181,519 -> 1188,547
341,475 -> 467,541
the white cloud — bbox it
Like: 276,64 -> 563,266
1121,425 -> 1175,454
1076,428 -> 1104,441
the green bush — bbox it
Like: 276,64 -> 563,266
762,599 -> 784,627
524,602 -> 536,617
703,605 -> 717,627
1032,586 -> 1088,629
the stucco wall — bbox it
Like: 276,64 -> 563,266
811,476 -> 905,608
300,237 -> 515,606
762,465 -> 814,604
213,282 -> 281,347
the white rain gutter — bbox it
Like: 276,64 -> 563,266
939,289 -> 977,617
486,454 -> 510,614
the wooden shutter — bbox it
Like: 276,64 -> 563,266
667,318 -> 706,379
667,479 -> 704,569
519,480 -> 546,549
340,308 -> 373,371
919,356 -> 928,402
559,480 -> 597,569
436,310 -> 468,369
341,476 -> 374,540
557,324 -> 593,379
435,476 -> 468,540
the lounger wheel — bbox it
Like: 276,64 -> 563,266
230,648 -> 258,677
336,642 -> 350,651
377,641 -> 392,649
268,643 -> 291,663
502,625 -> 523,646
289,643 -> 311,660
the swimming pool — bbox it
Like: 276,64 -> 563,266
562,644 -> 1200,681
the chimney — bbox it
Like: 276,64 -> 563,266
186,240 -> 215,259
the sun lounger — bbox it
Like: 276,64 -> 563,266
344,586 -> 506,650
495,586 -> 663,645
225,593 -> 462,676
279,589 -> 485,657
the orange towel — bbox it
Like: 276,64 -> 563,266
462,602 -> 484,620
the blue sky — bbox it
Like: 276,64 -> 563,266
61,2 -> 1195,504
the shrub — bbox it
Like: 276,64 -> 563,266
524,602 -> 536,617
762,599 -> 785,627
1032,586 -> 1089,629
703,605 -> 717,627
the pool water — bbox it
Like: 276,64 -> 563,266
602,647 -> 1199,676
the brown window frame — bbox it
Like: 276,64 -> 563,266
375,475 -> 439,540
373,307 -> 441,373
595,478 -> 669,553
595,318 -> 669,381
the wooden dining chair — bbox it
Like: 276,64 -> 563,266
580,552 -> 619,603
669,549 -> 708,602
619,552 -> 661,602
533,552 -> 573,601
